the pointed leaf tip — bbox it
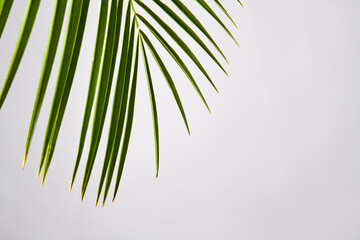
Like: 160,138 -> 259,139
22,158 -> 26,170
95,195 -> 100,207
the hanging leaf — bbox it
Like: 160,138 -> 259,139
0,0 -> 243,204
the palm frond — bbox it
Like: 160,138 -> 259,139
0,0 -> 242,204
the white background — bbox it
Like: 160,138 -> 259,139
1,0 -> 359,239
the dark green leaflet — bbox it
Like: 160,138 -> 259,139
0,0 -> 41,109
134,0 -> 219,92
94,0 -> 126,199
237,0 -> 244,8
171,0 -> 228,64
213,0 -> 238,28
37,0 -> 86,181
196,0 -> 240,47
23,0 -> 68,170
70,0 -> 109,191
41,0 -> 90,184
97,7 -> 135,205
136,13 -> 210,112
112,34 -> 140,202
141,31 -> 190,135
0,0 -> 14,38
140,37 -> 159,177
80,0 -> 120,199
153,0 -> 228,75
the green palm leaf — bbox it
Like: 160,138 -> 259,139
196,0 -> 240,47
0,0 -> 242,204
80,0 -> 120,199
112,33 -> 140,202
140,38 -> 159,178
141,31 -> 190,134
99,11 -> 136,205
170,0 -> 228,63
70,0 -> 109,191
38,0 -> 88,183
213,0 -> 238,28
41,0 -> 90,184
134,0 -> 219,91
0,0 -> 14,38
153,0 -> 228,75
136,13 -> 210,112
23,0 -> 68,169
0,0 -> 41,109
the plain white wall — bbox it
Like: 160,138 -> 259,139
0,0 -> 359,239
